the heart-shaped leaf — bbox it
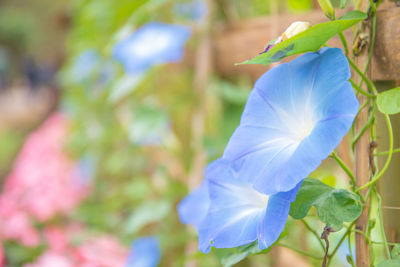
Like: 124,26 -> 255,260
377,87 -> 400,114
238,11 -> 366,66
215,240 -> 275,267
289,178 -> 363,230
377,259 -> 400,267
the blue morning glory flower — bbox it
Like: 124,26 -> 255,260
224,48 -> 358,195
178,159 -> 301,253
113,22 -> 191,73
125,236 -> 161,267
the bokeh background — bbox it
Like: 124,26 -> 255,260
0,0 -> 365,266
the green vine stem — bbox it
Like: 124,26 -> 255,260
348,232 -> 356,267
326,221 -> 356,266
347,57 -> 377,93
357,114 -> 393,191
350,79 -> 376,98
277,243 -> 324,260
301,219 -> 326,252
330,151 -> 356,190
377,193 -> 391,259
338,32 -> 349,56
359,14 -> 377,94
352,104 -> 376,149
375,147 -> 400,156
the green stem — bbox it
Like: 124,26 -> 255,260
369,0 -> 377,15
352,109 -> 375,150
375,147 -> 400,157
277,243 -> 324,260
352,229 -> 370,241
348,231 -> 356,267
327,221 -> 356,265
338,32 -> 349,56
330,151 -> 356,190
350,79 -> 376,98
301,219 -> 326,252
372,241 -> 399,246
357,114 -> 393,191
356,98 -> 370,120
360,15 -> 377,95
347,57 -> 376,93
377,193 -> 391,259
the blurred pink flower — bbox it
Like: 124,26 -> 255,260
24,251 -> 74,267
26,228 -> 128,267
0,113 -> 89,246
76,236 -> 129,267
0,207 -> 40,247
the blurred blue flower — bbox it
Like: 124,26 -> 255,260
173,1 -> 207,21
126,237 -> 161,267
178,159 -> 301,253
70,50 -> 100,84
223,48 -> 358,195
113,22 -> 191,73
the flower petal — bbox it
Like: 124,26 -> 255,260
197,160 -> 301,253
198,171 -> 267,253
258,182 -> 302,249
177,179 -> 209,229
223,48 -> 358,194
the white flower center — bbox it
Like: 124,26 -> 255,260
278,106 -> 316,144
291,118 -> 315,142
238,184 -> 269,209
224,181 -> 270,210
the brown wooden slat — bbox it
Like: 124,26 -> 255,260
213,5 -> 400,81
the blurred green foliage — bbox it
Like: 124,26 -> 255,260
0,0 -> 360,265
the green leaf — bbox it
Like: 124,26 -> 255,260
215,241 -> 264,267
123,200 -> 171,235
129,106 -> 169,145
108,73 -> 144,103
377,259 -> 400,267
377,87 -> 400,114
289,178 -> 363,230
214,81 -> 250,105
238,11 -> 367,66
317,0 -> 335,20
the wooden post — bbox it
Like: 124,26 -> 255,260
353,1 -> 371,266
